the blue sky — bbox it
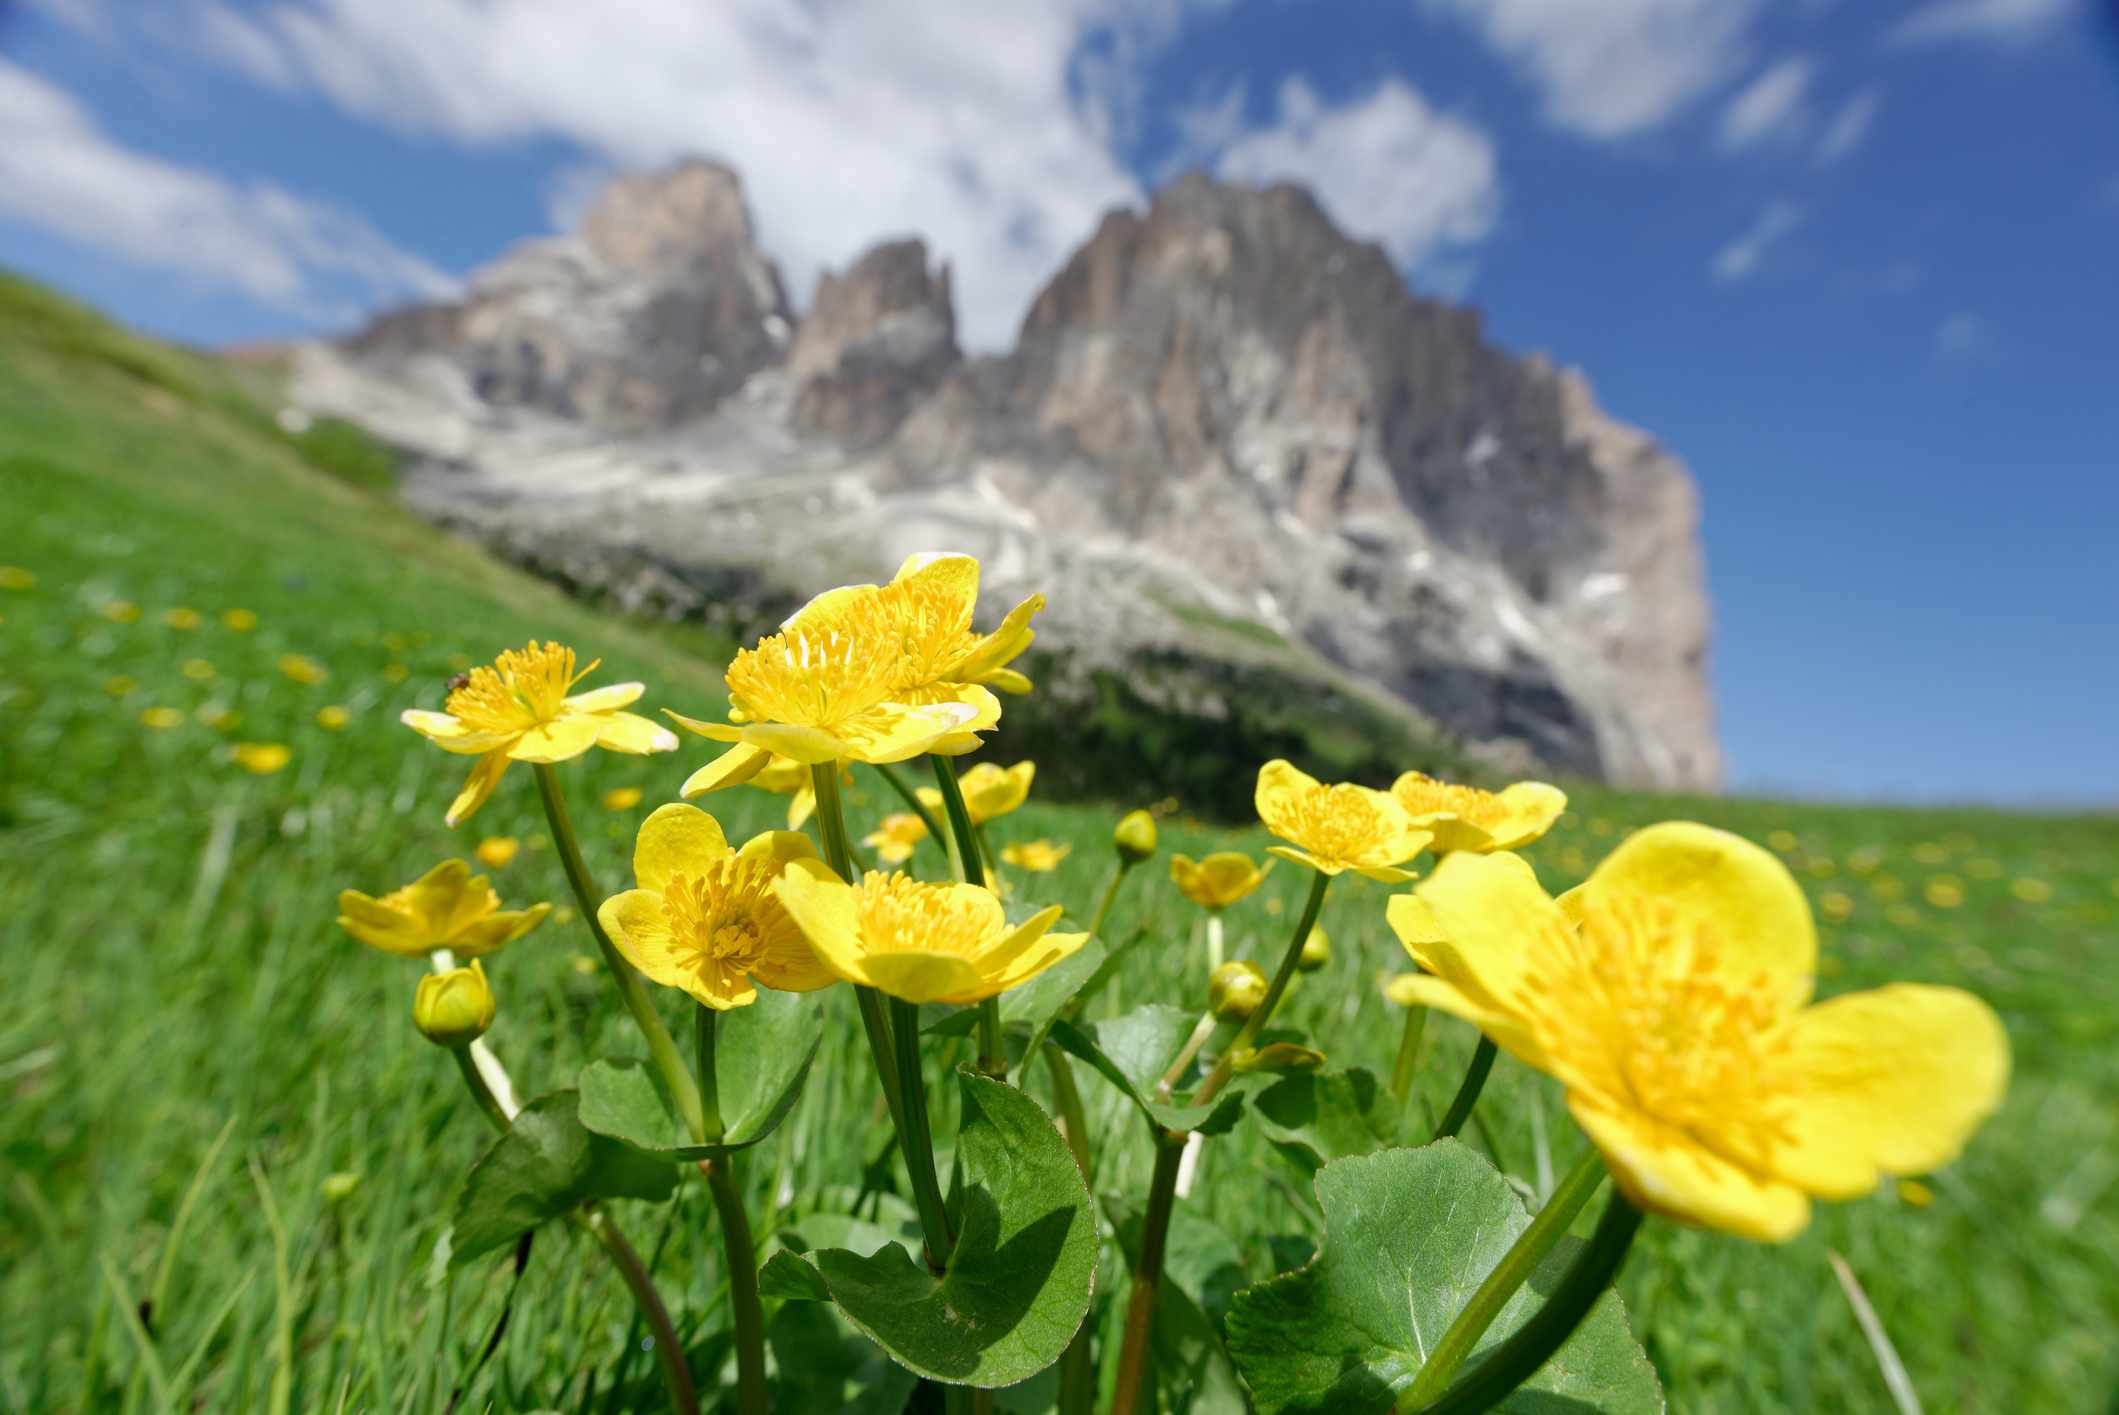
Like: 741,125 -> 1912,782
3,0 -> 2114,806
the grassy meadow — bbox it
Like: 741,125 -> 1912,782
3,275 -> 2115,1413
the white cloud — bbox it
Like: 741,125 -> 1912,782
1214,78 -> 1501,274
1718,57 -> 1812,151
1892,0 -> 2075,45
1934,311 -> 1987,357
1426,0 -> 1764,138
0,59 -> 455,320
1711,201 -> 1802,283
1815,87 -> 1883,164
178,0 -> 1207,350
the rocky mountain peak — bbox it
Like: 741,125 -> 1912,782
578,159 -> 762,273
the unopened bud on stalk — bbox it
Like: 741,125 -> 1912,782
1297,925 -> 1330,973
414,960 -> 495,1048
1208,959 -> 1268,1021
1114,808 -> 1158,866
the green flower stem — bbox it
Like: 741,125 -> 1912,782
1433,1036 -> 1498,1142
1405,1185 -> 1645,1415
1109,1128 -> 1187,1415
976,999 -> 1007,1080
695,1004 -> 725,1144
1190,870 -> 1330,1108
1206,913 -> 1225,971
1087,860 -> 1134,942
974,824 -> 1002,890
1398,1148 -> 1607,1408
1391,1005 -> 1429,1105
573,1208 -> 704,1415
532,762 -> 705,1142
698,1156 -> 770,1415
871,760 -> 948,842
451,1047 -> 510,1131
1048,1053 -> 1097,1415
1156,1012 -> 1220,1100
924,756 -> 1011,1080
890,995 -> 958,1269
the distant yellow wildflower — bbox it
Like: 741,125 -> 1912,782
337,858 -> 549,958
1255,759 -> 1430,882
1924,876 -> 1965,909
1388,823 -> 2008,1241
1390,772 -> 1565,853
278,654 -> 328,685
0,566 -> 34,590
597,804 -> 838,1009
1767,829 -> 1799,853
222,608 -> 258,632
919,759 -> 1035,826
2009,878 -> 2052,904
1818,890 -> 1855,922
139,706 -> 183,729
1896,1178 -> 1935,1208
602,786 -> 644,811
864,811 -> 930,864
401,640 -> 678,827
232,742 -> 291,774
316,705 -> 351,731
163,607 -> 201,630
103,675 -> 137,697
775,868 -> 1086,1006
100,600 -> 141,623
1114,809 -> 1158,864
1169,851 -> 1272,911
1001,839 -> 1070,872
182,658 -> 215,681
475,836 -> 520,869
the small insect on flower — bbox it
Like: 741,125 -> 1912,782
163,607 -> 201,630
401,640 -> 678,827
475,836 -> 520,870
1255,759 -> 1431,882
1001,839 -> 1070,873
222,608 -> 258,632
1390,772 -> 1566,854
602,786 -> 644,811
316,705 -> 351,731
598,804 -> 838,1009
337,858 -> 550,958
232,742 -> 291,774
1388,823 -> 2009,1241
775,867 -> 1087,1006
864,811 -> 930,864
1169,852 -> 1272,911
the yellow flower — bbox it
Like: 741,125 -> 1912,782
1819,890 -> 1855,922
597,803 -> 838,1009
163,607 -> 201,630
103,675 -> 138,697
337,858 -> 551,958
316,705 -> 350,731
101,599 -> 141,623
1896,1178 -> 1935,1208
2009,878 -> 2052,904
863,811 -> 930,864
1001,839 -> 1070,872
1387,824 -> 2009,1241
232,742 -> 291,774
740,753 -> 825,828
401,641 -> 678,827
1211,960 -> 1269,1020
602,786 -> 644,811
1924,876 -> 1965,909
792,551 -> 1045,697
1169,851 -> 1272,911
278,653 -> 328,685
1298,924 -> 1330,971
413,961 -> 496,1047
1114,809 -> 1158,865
918,759 -> 1035,825
775,867 -> 1087,1005
1255,759 -> 1431,882
222,608 -> 258,632
140,706 -> 184,729
1767,829 -> 1799,853
475,836 -> 520,869
1390,772 -> 1566,853
183,658 -> 215,681
0,566 -> 34,590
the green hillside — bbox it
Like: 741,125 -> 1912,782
2,272 -> 2113,1412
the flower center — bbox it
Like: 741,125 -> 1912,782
725,625 -> 901,729
873,577 -> 979,692
662,865 -> 779,975
852,871 -> 992,959
446,641 -> 580,734
1394,776 -> 1509,828
1274,783 -> 1398,862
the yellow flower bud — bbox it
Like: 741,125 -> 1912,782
1114,808 -> 1158,865
321,1171 -> 363,1203
1209,960 -> 1268,1021
1298,925 -> 1330,973
413,961 -> 495,1048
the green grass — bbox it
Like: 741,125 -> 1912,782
3,274 -> 2115,1413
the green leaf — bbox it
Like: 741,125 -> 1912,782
766,1067 -> 1097,1387
448,1092 -> 676,1269
766,1300 -> 922,1415
577,988 -> 822,1158
1048,1005 -> 1251,1135
1224,1142 -> 1663,1414
924,935 -> 1109,1067
1250,1068 -> 1405,1175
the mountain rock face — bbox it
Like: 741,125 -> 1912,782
294,161 -> 1719,788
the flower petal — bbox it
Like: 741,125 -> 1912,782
1568,822 -> 1816,1017
594,711 -> 680,755
772,868 -> 872,987
731,722 -> 855,765
1267,844 -> 1343,876
1569,1092 -> 1811,1242
1409,850 -> 1568,1031
687,961 -> 761,1010
445,750 -> 511,828
1487,782 -> 1567,849
449,903 -> 553,958
634,803 -> 731,892
735,829 -> 821,867
666,708 -> 740,740
683,743 -> 773,797
401,709 -> 514,755
1768,984 -> 2010,1199
834,699 -> 984,764
598,889 -> 693,991
336,890 -> 426,955
507,714 -> 602,763
862,951 -> 989,1005
564,681 -> 645,712
981,667 -> 1034,695
1254,758 -> 1323,829
783,581 -> 882,633
956,592 -> 1045,680
1375,972 -> 1552,1073
892,552 -> 980,634
989,928 -> 1089,995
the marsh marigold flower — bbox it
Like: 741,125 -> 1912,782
864,811 -> 930,864
602,786 -> 644,811
222,608 -> 258,632
232,742 -> 291,774
402,640 -> 677,826
775,868 -> 1087,1006
163,607 -> 201,630
1256,759 -> 1431,882
597,804 -> 838,1009
475,836 -> 520,869
670,554 -> 1024,794
1001,839 -> 1070,872
1386,823 -> 2009,1241
1391,771 -> 1566,854
278,653 -> 328,685
338,858 -> 550,958
316,705 -> 350,731
917,759 -> 1034,826
1169,851 -> 1272,910
414,961 -> 496,1047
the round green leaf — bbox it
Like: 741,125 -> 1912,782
1251,1067 -> 1405,1174
768,1066 -> 1097,1387
448,1091 -> 676,1269
1224,1141 -> 1663,1413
